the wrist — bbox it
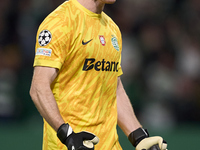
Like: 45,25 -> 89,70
128,127 -> 149,147
57,123 -> 73,143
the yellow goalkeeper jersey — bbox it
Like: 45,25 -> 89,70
34,0 -> 123,150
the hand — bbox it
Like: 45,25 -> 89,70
57,123 -> 99,150
136,136 -> 167,150
128,128 -> 167,150
148,144 -> 160,150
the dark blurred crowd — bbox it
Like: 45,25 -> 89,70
0,0 -> 67,121
0,0 -> 200,129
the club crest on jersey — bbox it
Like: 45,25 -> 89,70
99,35 -> 106,46
38,30 -> 52,46
111,35 -> 119,51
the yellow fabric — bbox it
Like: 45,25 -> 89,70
34,0 -> 123,150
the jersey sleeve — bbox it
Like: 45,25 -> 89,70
33,7 -> 71,69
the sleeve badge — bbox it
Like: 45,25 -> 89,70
38,30 -> 52,46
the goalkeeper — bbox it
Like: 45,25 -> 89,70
30,0 -> 167,150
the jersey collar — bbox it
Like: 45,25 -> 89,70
71,0 -> 102,18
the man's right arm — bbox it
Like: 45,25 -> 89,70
30,66 -> 99,150
29,66 -> 65,131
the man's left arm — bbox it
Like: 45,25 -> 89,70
117,77 -> 167,150
117,77 -> 142,136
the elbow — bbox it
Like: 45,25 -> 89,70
29,84 -> 38,103
29,86 -> 33,99
29,84 -> 42,109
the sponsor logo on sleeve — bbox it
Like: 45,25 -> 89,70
36,48 -> 52,57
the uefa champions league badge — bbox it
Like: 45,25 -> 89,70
111,35 -> 119,51
38,30 -> 52,46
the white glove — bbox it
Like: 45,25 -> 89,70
136,136 -> 167,150
128,128 -> 167,150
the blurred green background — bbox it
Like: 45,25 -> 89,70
0,120 -> 200,149
0,0 -> 200,149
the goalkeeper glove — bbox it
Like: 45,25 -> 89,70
128,128 -> 167,150
57,123 -> 99,150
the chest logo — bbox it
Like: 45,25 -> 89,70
99,35 -> 106,46
82,58 -> 119,72
111,36 -> 119,51
82,39 -> 93,45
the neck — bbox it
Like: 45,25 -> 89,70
77,0 -> 105,14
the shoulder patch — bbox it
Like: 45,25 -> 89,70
36,48 -> 52,57
38,30 -> 52,46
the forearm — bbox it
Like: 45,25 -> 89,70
117,78 -> 168,150
30,85 -> 64,131
117,78 -> 141,136
30,67 -> 65,131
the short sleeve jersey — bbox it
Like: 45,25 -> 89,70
34,0 -> 123,150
